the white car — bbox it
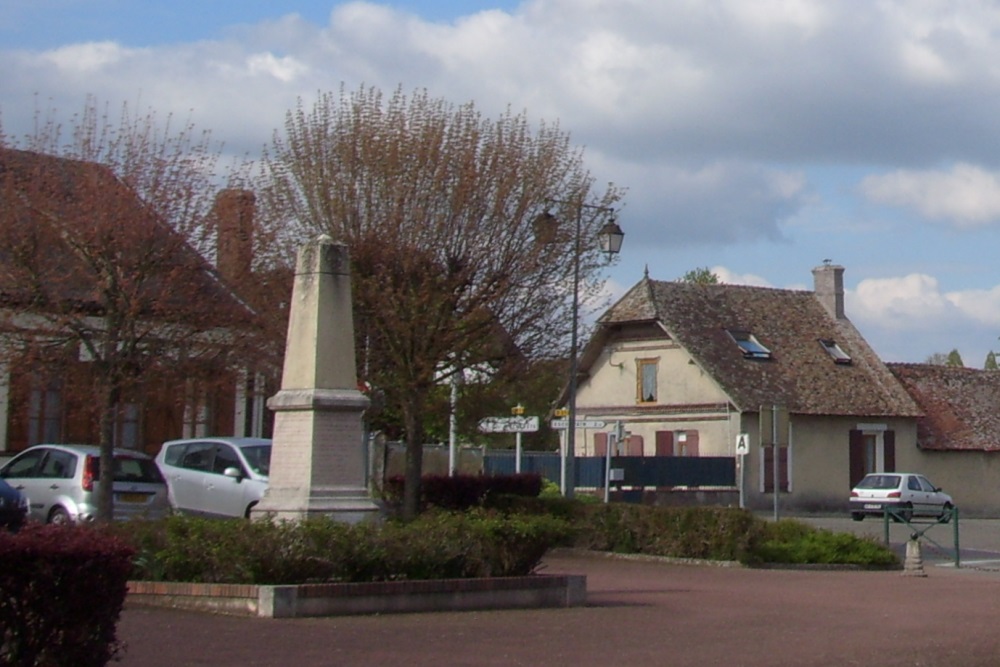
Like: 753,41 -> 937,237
155,437 -> 271,518
849,472 -> 954,522
0,444 -> 170,523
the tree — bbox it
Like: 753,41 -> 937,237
680,267 -> 719,284
0,101 -> 255,521
946,349 -> 964,367
258,85 -> 624,518
985,351 -> 998,370
925,352 -> 948,365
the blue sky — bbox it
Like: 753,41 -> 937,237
4,0 -> 1000,366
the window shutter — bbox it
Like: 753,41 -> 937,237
849,430 -> 865,488
686,431 -> 700,457
625,434 -> 644,456
655,431 -> 674,456
884,430 -> 895,472
594,432 -> 608,457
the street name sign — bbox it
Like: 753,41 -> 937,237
550,419 -> 606,430
477,416 -> 539,433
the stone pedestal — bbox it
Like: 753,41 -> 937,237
252,236 -> 379,523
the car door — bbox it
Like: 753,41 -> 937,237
166,441 -> 215,515
202,443 -> 249,518
916,475 -> 945,513
906,475 -> 931,515
0,448 -> 49,521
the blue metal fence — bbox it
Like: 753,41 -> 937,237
483,451 -> 736,488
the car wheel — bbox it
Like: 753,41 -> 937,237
851,512 -> 864,522
898,502 -> 913,523
48,507 -> 71,525
244,502 -> 257,519
940,502 -> 954,524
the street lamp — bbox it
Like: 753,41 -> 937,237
534,203 -> 624,498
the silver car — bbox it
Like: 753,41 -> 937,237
849,472 -> 954,522
155,437 -> 271,518
0,444 -> 170,524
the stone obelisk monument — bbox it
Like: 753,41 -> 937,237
252,235 -> 379,523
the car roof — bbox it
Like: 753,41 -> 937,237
20,444 -> 153,459
161,437 -> 272,449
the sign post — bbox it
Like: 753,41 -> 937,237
549,416 -> 606,495
735,432 -> 749,509
478,414 -> 539,475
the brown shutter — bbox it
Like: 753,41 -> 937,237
625,434 -> 643,456
686,431 -> 700,457
849,429 -> 865,488
594,432 -> 608,457
764,446 -> 789,492
884,430 -> 895,472
655,431 -> 674,456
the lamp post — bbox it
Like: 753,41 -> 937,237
535,203 -> 624,498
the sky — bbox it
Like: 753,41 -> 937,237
4,0 -> 1000,366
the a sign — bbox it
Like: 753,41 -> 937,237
735,432 -> 750,456
550,419 -> 606,430
478,416 -> 539,433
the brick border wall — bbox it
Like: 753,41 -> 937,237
128,574 -> 586,618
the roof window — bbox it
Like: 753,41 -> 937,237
820,339 -> 852,364
727,330 -> 772,359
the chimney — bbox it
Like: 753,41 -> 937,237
812,261 -> 845,319
213,189 -> 255,284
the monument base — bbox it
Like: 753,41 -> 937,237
252,486 -> 382,525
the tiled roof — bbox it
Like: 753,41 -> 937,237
594,275 -> 921,417
888,363 -> 1000,451
0,147 -> 252,325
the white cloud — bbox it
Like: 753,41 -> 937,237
40,41 -> 135,72
860,164 -> 1000,228
246,53 -> 309,82
713,267 -> 772,287
848,273 -> 1000,365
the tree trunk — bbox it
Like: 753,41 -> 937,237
401,397 -> 425,521
95,382 -> 119,523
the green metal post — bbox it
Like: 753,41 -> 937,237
953,506 -> 960,569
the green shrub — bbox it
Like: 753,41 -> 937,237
571,504 -> 762,562
123,511 -> 572,584
748,519 -> 898,567
0,523 -> 134,667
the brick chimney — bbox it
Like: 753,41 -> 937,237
812,261 -> 845,319
213,189 -> 255,284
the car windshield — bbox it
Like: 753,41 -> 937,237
240,445 -> 271,476
87,455 -> 165,484
856,474 -> 901,490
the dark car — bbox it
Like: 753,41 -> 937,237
0,476 -> 27,531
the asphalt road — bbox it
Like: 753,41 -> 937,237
117,547 -> 1000,667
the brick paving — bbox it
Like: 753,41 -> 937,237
116,551 -> 1000,667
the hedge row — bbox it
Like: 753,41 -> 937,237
124,510 -> 572,585
0,524 -> 134,667
381,473 -> 544,511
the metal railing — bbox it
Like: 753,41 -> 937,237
881,506 -> 960,568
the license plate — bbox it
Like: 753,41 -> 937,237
863,503 -> 881,510
118,493 -> 148,503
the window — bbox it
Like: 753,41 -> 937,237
636,358 -> 658,403
727,330 -> 771,359
819,339 -> 852,364
28,380 -> 63,446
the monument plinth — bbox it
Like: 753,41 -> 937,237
252,236 -> 379,523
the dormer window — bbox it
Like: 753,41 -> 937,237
727,329 -> 771,359
820,339 -> 852,364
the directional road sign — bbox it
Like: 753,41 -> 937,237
478,416 -> 539,433
550,419 -> 606,430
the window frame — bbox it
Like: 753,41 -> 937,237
636,357 -> 659,403
726,329 -> 772,359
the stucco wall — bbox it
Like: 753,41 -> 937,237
574,339 -> 739,456
742,414 -> 919,514
905,449 -> 1000,517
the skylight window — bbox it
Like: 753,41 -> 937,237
820,339 -> 852,364
727,330 -> 772,359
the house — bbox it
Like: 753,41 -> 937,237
0,146 -> 272,456
569,263 -> 923,513
888,363 -> 1000,516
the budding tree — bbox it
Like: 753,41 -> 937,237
258,85 -> 624,518
0,101 -> 255,521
